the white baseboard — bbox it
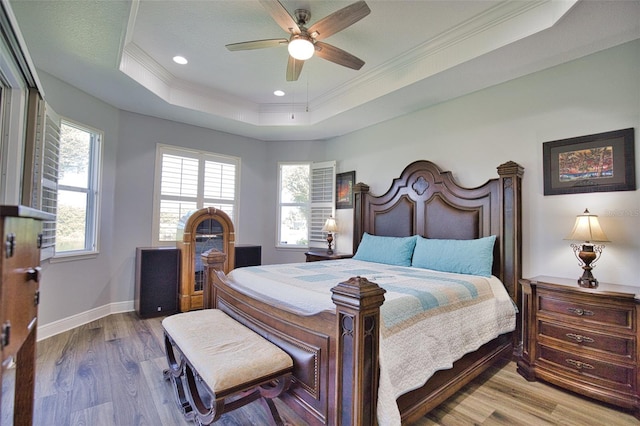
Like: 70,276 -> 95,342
37,300 -> 135,341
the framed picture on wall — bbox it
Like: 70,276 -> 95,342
543,128 -> 635,195
336,171 -> 355,209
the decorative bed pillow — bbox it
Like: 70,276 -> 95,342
353,233 -> 417,266
411,235 -> 496,277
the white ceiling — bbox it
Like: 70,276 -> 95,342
8,0 -> 640,141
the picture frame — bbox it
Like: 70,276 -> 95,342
543,128 -> 635,195
336,171 -> 355,209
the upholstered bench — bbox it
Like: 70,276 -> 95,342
162,309 -> 293,425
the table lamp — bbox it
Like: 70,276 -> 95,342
565,208 -> 609,288
321,217 -> 338,254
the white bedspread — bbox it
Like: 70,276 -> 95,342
227,259 -> 516,425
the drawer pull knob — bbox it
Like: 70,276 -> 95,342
567,307 -> 594,316
5,233 -> 16,258
26,266 -> 41,283
1,321 -> 10,348
566,333 -> 595,344
566,359 -> 594,370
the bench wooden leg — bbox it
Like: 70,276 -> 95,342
163,333 -> 193,420
259,397 -> 285,426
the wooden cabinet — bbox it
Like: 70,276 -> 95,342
0,205 -> 53,425
176,207 -> 235,312
518,276 -> 640,419
304,250 -> 352,262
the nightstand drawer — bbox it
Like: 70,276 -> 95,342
538,345 -> 634,392
538,291 -> 634,330
539,321 -> 635,359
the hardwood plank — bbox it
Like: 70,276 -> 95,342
69,325 -> 111,413
105,336 -> 163,425
69,402 -> 114,426
139,357 -> 190,426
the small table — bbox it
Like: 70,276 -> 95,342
305,250 -> 352,262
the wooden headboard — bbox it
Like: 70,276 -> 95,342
352,160 -> 524,301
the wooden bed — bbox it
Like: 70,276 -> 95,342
202,160 -> 524,425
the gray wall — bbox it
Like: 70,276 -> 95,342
36,39 -> 640,333
38,71 -> 119,327
328,39 -> 640,286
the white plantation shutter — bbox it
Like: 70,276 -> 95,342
310,161 -> 336,245
154,145 -> 239,244
204,160 -> 236,220
22,92 -> 60,260
161,154 -> 198,198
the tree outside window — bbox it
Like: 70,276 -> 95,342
279,164 -> 310,246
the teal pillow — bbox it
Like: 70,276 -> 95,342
353,233 -> 417,266
411,235 -> 496,277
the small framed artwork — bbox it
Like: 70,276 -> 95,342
543,128 -> 635,195
336,171 -> 355,209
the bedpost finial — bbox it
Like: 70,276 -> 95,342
331,276 -> 386,310
497,161 -> 524,177
353,182 -> 369,193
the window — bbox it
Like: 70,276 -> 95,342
277,161 -> 335,248
54,119 -> 102,257
153,144 -> 239,245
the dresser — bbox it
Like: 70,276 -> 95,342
0,205 -> 53,424
518,276 -> 639,419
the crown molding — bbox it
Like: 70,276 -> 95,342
119,0 -> 578,128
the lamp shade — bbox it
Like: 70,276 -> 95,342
288,36 -> 314,60
321,217 -> 338,233
565,209 -> 609,242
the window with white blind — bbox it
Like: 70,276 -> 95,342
277,161 -> 335,248
153,144 -> 239,245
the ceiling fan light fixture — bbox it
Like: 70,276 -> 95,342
288,36 -> 314,60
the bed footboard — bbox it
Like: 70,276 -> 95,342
202,251 -> 386,425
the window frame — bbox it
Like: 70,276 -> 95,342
52,118 -> 103,261
276,160 -> 335,249
152,143 -> 240,247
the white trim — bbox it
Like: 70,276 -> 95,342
36,300 -> 134,341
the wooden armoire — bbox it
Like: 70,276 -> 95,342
176,207 -> 235,311
1,206 -> 54,424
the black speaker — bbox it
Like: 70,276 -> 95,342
235,245 -> 261,268
135,247 -> 180,318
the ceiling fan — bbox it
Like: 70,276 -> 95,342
226,0 -> 371,81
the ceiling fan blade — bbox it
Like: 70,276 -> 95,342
314,42 -> 365,70
259,0 -> 300,34
226,38 -> 288,51
307,1 -> 370,41
286,56 -> 304,81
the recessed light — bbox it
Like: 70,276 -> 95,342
173,56 -> 188,65
274,90 -> 285,96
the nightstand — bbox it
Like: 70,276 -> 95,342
304,250 -> 352,262
518,276 -> 640,419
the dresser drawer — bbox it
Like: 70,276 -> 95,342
538,320 -> 634,359
538,291 -> 634,331
537,344 -> 635,393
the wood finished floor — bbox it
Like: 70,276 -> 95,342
4,312 -> 637,425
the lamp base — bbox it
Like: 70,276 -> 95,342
578,267 -> 599,288
574,244 -> 601,288
578,276 -> 598,288
326,233 -> 334,255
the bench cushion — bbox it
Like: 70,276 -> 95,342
162,309 -> 292,395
